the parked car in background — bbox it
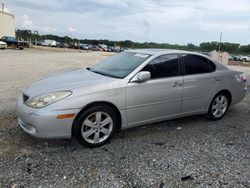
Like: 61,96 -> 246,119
36,41 -> 42,46
0,41 -> 7,49
0,36 -> 21,49
228,55 -> 234,61
239,55 -> 250,62
114,46 -> 121,52
58,43 -> 69,48
98,44 -> 108,51
80,44 -> 90,50
41,40 -> 57,47
17,49 -> 247,148
107,46 -> 114,52
90,45 -> 102,51
233,56 -> 240,61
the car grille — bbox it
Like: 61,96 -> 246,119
23,93 -> 29,103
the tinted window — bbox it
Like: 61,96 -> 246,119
8,37 -> 16,41
142,54 -> 179,79
210,60 -> 216,72
180,54 -> 215,75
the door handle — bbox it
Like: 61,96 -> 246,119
172,82 -> 182,87
213,77 -> 222,83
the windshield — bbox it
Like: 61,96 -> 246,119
90,52 -> 150,79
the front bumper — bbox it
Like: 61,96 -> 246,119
17,94 -> 81,139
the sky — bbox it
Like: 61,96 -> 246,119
3,0 -> 250,45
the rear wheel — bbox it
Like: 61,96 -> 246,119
73,105 -> 117,148
208,93 -> 229,120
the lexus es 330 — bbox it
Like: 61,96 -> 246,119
17,49 -> 247,147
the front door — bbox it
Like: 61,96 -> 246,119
125,54 -> 183,127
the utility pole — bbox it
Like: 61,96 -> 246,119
2,3 -> 4,12
218,32 -> 222,52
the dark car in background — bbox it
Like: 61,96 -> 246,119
90,45 -> 102,51
1,36 -> 18,47
233,56 -> 240,61
58,43 -> 69,48
79,44 -> 90,50
0,36 -> 23,49
107,46 -> 114,52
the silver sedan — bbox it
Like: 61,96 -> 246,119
17,49 -> 247,147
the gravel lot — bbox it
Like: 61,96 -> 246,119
0,49 -> 249,188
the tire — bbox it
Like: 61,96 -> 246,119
207,93 -> 229,121
73,105 -> 118,148
10,44 -> 16,49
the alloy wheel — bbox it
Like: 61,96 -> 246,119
81,111 -> 113,144
211,95 -> 228,118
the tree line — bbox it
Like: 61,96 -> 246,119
16,29 -> 250,54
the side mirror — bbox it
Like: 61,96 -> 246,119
131,71 -> 151,83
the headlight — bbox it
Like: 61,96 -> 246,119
26,91 -> 72,108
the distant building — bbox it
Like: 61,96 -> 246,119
0,4 -> 15,38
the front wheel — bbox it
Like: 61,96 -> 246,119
73,105 -> 118,148
208,94 -> 229,121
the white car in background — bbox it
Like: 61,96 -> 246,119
0,41 -> 7,49
239,55 -> 250,62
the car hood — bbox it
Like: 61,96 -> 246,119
23,68 -> 118,97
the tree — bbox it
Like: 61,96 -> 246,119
14,29 -> 250,53
240,45 -> 250,53
187,43 -> 198,50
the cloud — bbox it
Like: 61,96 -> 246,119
7,0 -> 250,44
42,27 -> 58,32
21,14 -> 33,29
4,7 -> 12,13
68,26 -> 76,32
198,21 -> 250,31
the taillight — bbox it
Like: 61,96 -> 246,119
239,73 -> 247,83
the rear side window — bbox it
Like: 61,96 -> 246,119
142,54 -> 179,79
180,54 -> 216,75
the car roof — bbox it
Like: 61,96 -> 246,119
126,48 -> 202,56
126,48 -> 228,70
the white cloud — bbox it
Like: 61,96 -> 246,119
199,21 -> 250,31
85,0 -> 127,7
4,7 -> 12,13
9,0 -> 250,44
68,26 -> 76,32
21,14 -> 33,29
42,27 -> 58,32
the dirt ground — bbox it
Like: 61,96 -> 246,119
0,49 -> 249,187
0,48 -> 112,115
0,49 -> 112,162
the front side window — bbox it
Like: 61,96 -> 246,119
90,52 -> 150,78
142,54 -> 179,79
180,54 -> 215,75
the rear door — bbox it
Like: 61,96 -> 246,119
180,54 -> 218,115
